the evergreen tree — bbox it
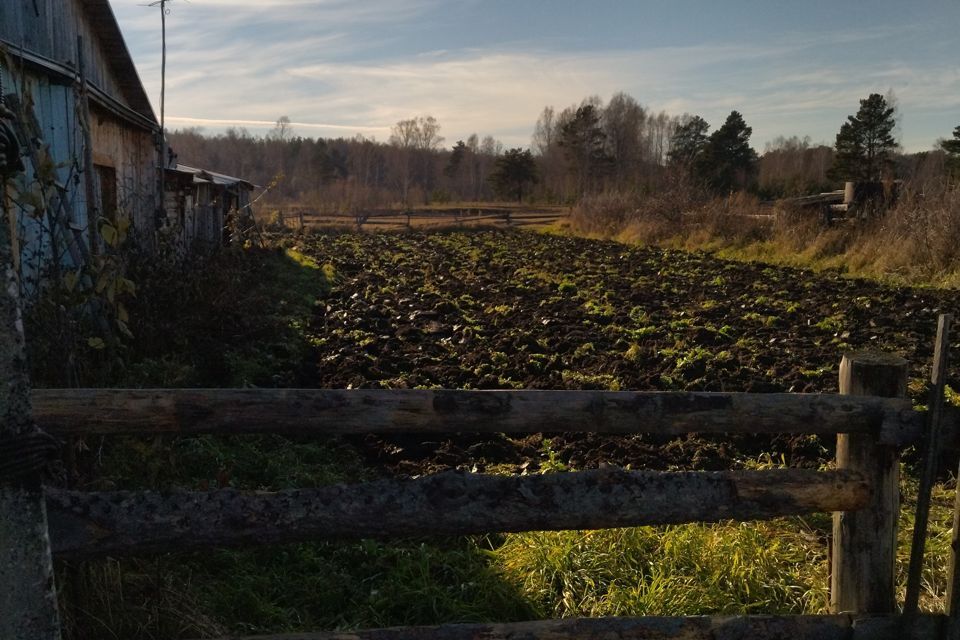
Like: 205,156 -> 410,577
668,115 -> 710,170
489,148 -> 538,202
829,93 -> 897,182
941,125 -> 960,178
444,140 -> 467,178
701,111 -> 757,192
559,104 -> 611,194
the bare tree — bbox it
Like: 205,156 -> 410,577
415,116 -> 444,150
532,106 -> 556,155
603,92 -> 645,186
389,118 -> 419,149
267,116 -> 293,142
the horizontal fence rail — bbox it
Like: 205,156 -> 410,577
196,614 -> 944,640
46,468 -> 868,558
31,388 -> 922,444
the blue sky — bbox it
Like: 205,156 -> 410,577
110,0 -> 960,153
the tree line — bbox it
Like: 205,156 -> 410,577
166,91 -> 960,209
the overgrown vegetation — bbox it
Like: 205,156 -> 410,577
570,184 -> 960,287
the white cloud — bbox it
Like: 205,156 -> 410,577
108,1 -> 960,151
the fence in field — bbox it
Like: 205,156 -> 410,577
271,206 -> 569,231
3,224 -> 960,636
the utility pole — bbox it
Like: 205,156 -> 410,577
149,0 -> 170,226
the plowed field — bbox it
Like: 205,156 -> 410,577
292,230 -> 956,474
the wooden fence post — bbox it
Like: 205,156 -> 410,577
830,351 -> 907,614
0,179 -> 62,636
948,444 -> 960,639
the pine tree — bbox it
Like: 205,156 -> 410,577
830,93 -> 897,182
445,140 -> 467,178
559,105 -> 611,194
701,111 -> 757,192
489,148 -> 538,202
668,115 -> 710,170
941,125 -> 960,178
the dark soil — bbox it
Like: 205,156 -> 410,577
290,230 -> 957,475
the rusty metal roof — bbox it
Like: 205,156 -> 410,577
173,164 -> 257,190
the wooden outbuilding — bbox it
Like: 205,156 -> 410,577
1,0 -> 159,285
164,164 -> 256,250
0,0 -> 256,289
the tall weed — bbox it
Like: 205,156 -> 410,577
571,184 -> 960,286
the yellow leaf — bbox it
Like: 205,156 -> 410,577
87,337 -> 105,350
117,302 -> 129,324
101,223 -> 118,248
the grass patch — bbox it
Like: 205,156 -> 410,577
494,519 -> 829,617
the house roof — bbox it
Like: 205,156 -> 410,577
172,164 -> 257,190
82,0 -> 157,124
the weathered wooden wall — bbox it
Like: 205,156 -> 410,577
1,65 -> 85,288
1,0 -> 160,282
90,108 -> 157,238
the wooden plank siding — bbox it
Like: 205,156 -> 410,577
1,0 -> 160,281
2,69 -> 85,289
89,107 -> 158,239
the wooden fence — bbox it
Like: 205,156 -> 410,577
271,206 -> 569,232
4,349 -> 960,638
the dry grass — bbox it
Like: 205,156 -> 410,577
571,184 -> 960,287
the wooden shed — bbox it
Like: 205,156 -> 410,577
0,0 -> 160,288
164,164 -> 256,250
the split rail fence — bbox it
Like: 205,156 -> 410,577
4,224 -> 960,636
273,206 -> 569,231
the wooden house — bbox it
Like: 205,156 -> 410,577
0,0 -> 159,285
0,0 -> 255,289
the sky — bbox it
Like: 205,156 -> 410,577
109,0 -> 960,153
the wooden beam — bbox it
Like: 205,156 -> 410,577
30,388 -> 920,444
831,352 -> 907,615
196,614 -> 944,640
906,314 -> 952,614
47,468 -> 868,559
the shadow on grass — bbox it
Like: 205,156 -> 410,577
61,536 -> 538,639
52,243 -> 537,638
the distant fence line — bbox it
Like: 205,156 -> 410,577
269,206 -> 569,230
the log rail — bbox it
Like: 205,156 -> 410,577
31,388 -> 923,444
47,468 -> 868,559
